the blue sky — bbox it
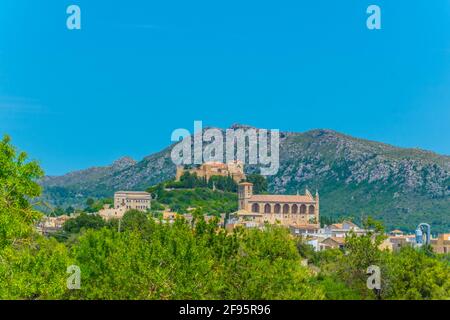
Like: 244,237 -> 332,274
0,1 -> 449,175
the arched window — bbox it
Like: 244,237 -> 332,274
291,204 -> 298,214
309,205 -> 315,215
274,204 -> 281,214
251,203 -> 260,213
300,204 -> 307,214
264,204 -> 271,213
283,204 -> 290,214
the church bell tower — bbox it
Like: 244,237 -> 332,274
238,182 -> 253,211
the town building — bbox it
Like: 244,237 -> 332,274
176,161 -> 246,183
319,237 -> 346,250
98,204 -> 127,221
389,229 -> 404,237
114,191 -> 151,211
431,233 -> 450,254
290,225 -> 321,236
36,215 -> 72,235
235,182 -> 320,228
383,234 -> 416,252
98,191 -> 151,221
320,221 -> 367,238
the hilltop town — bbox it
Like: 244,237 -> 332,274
39,161 -> 450,254
40,128 -> 450,234
2,133 -> 449,300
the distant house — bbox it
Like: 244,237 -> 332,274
36,215 -> 71,235
385,235 -> 416,252
321,220 -> 366,238
389,229 -> 404,236
98,204 -> 127,221
319,237 -> 346,250
305,237 -> 321,252
431,234 -> 450,254
290,225 -> 320,236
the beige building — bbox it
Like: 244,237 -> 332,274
319,237 -> 346,250
431,234 -> 450,254
99,191 -> 151,221
383,234 -> 416,252
176,161 -> 246,183
36,215 -> 72,234
98,205 -> 127,221
236,182 -> 320,227
114,191 -> 151,211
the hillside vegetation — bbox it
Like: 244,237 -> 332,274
40,126 -> 450,232
1,135 -> 449,300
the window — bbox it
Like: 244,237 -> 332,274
252,203 -> 260,213
274,204 -> 281,214
300,204 -> 307,214
291,204 -> 298,214
264,204 -> 271,213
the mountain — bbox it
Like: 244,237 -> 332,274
39,126 -> 450,233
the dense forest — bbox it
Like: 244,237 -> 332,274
1,135 -> 449,300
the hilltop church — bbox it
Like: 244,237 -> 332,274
236,182 -> 320,227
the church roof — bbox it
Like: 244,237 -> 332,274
248,194 -> 314,203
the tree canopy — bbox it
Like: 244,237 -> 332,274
0,135 -> 449,300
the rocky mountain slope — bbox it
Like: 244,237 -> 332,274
40,127 -> 450,232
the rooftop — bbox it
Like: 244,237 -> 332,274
115,191 -> 150,195
248,194 -> 314,203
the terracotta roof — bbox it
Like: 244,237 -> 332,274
324,237 -> 346,244
248,194 -> 314,203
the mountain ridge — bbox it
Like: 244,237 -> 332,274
39,127 -> 450,232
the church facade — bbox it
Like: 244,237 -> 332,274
237,182 -> 320,227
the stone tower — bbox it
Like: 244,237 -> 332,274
238,182 -> 253,211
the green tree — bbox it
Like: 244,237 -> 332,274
0,237 -> 71,299
65,206 -> 75,215
120,209 -> 152,234
383,247 -> 450,299
0,135 -> 44,248
86,198 -> 95,207
63,212 -> 105,234
246,174 -> 268,194
0,135 -> 71,299
335,217 -> 386,299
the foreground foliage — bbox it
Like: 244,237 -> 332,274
1,135 -> 449,300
